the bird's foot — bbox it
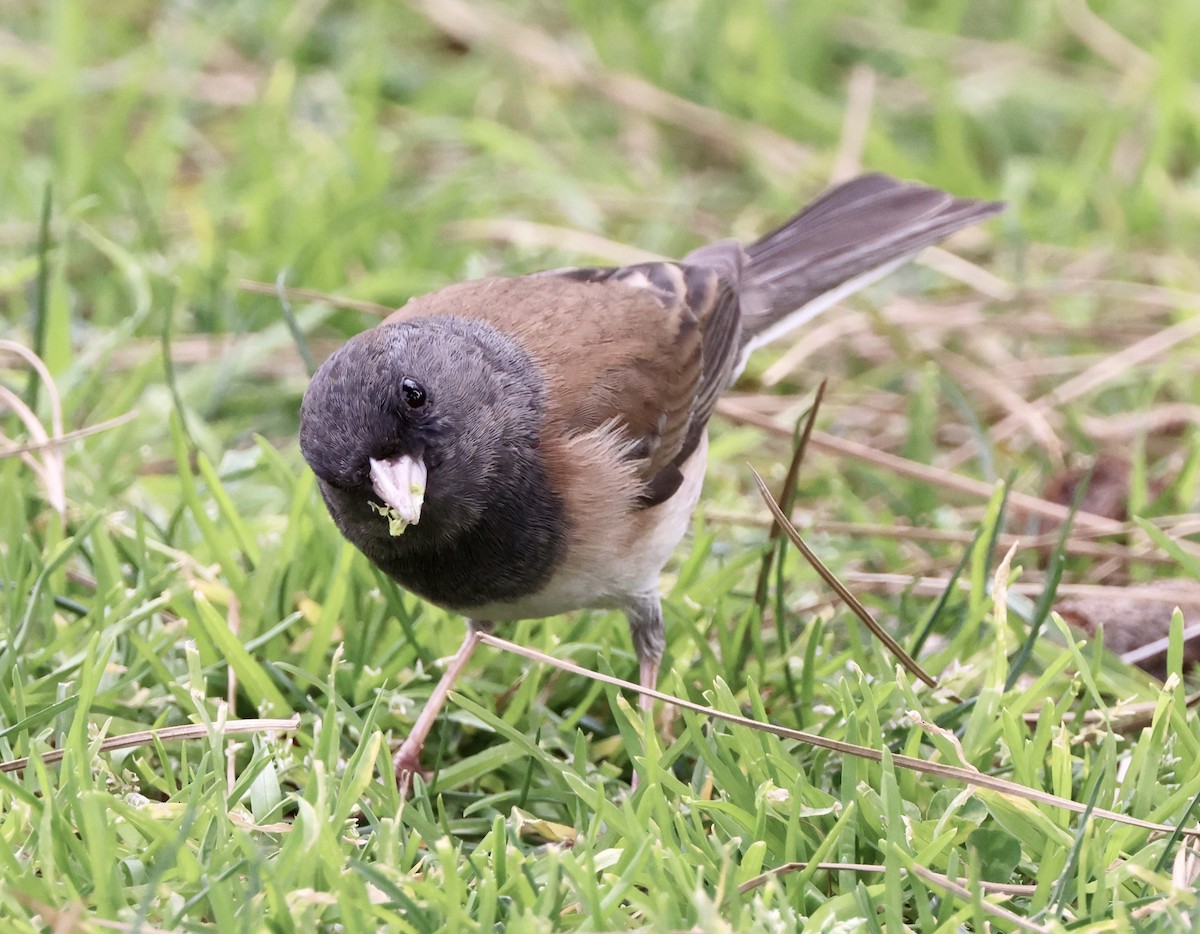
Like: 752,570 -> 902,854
393,740 -> 431,797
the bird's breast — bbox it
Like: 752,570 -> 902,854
460,432 -> 708,622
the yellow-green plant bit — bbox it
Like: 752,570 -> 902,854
369,500 -> 411,536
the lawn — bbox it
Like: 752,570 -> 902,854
3,0 -> 1200,930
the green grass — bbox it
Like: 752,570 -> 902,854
3,0 -> 1200,930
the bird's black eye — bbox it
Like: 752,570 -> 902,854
401,377 -> 426,409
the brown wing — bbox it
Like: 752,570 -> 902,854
386,258 -> 744,507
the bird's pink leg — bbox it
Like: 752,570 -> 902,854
639,655 -> 660,714
394,624 -> 484,792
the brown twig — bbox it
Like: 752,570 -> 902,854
754,381 -> 826,607
751,468 -> 942,690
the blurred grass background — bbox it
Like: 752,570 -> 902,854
3,0 -> 1200,930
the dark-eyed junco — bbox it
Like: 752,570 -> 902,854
299,173 -> 1002,785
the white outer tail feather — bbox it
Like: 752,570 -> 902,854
734,250 -> 915,376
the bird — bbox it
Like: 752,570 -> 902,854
298,173 -> 1003,787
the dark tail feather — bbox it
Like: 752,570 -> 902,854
738,174 -> 1003,355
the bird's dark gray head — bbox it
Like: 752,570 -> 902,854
299,316 -> 545,550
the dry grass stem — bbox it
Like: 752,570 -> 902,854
830,65 -> 875,183
407,0 -> 816,178
845,572 -> 1200,607
476,633 -> 1193,836
737,860 -> 1038,896
0,717 -> 300,774
0,340 -> 65,515
940,313 -> 1200,469
933,347 -> 1065,467
0,411 -> 138,458
751,467 -> 942,690
1082,404 -> 1200,440
1055,0 -> 1156,76
705,511 -> 1178,568
718,399 -> 1125,532
447,219 -> 666,265
1119,621 -> 1200,669
917,245 -> 1017,301
760,312 -> 872,385
235,278 -> 394,316
908,862 -> 1052,933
